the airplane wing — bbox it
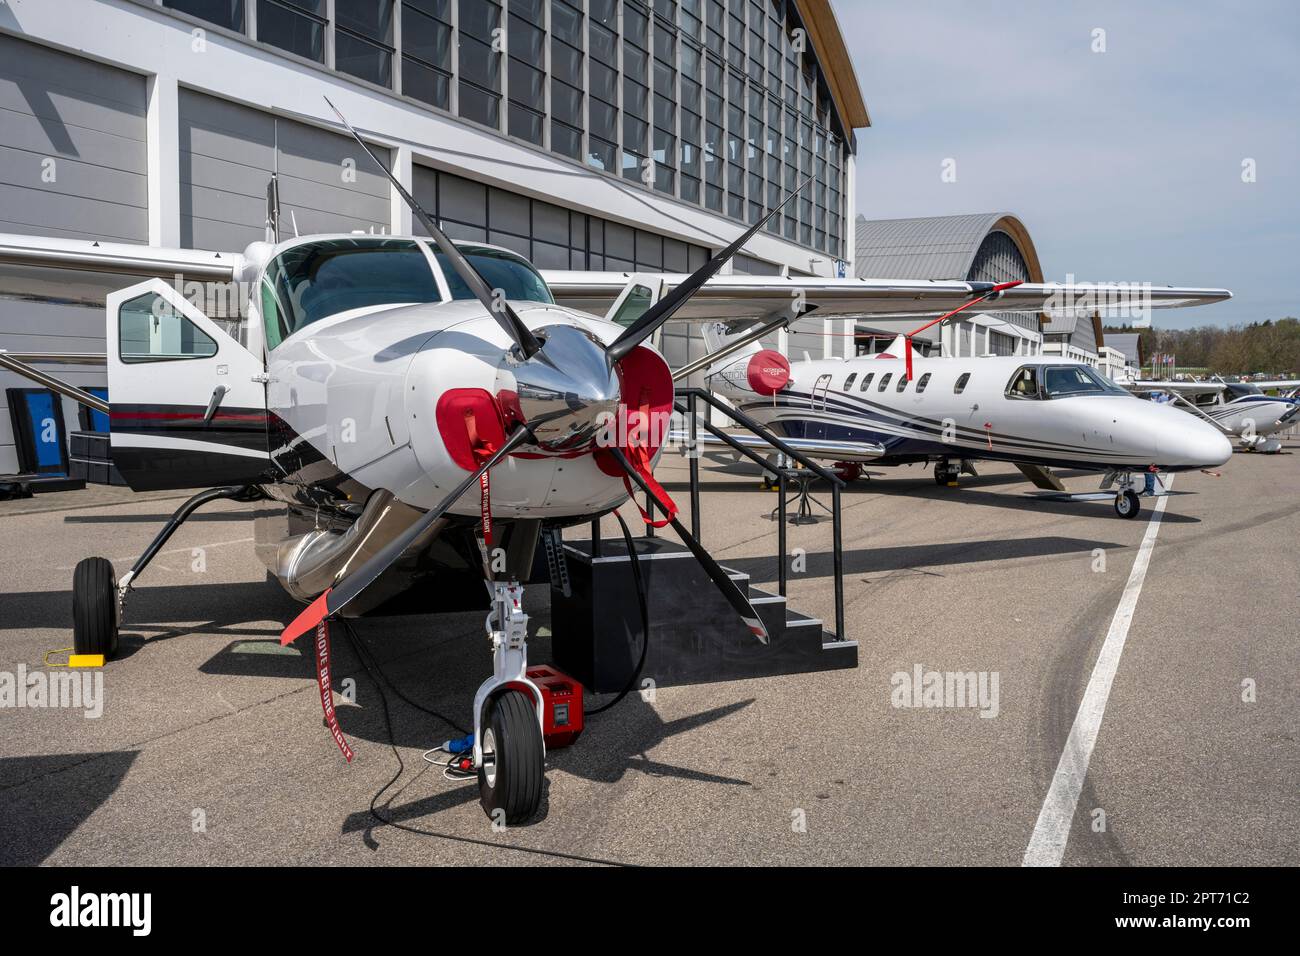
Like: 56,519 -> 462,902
543,270 -> 1232,322
668,428 -> 885,463
1247,379 -> 1300,390
1126,380 -> 1226,394
0,232 -> 239,282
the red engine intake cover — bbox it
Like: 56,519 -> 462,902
746,350 -> 791,396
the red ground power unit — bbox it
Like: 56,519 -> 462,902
526,665 -> 583,748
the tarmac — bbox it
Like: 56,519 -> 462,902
1,442 -> 1296,866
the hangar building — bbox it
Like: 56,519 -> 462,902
844,212 -> 1045,360
0,0 -> 869,477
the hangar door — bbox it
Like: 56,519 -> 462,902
0,33 -> 148,242
179,90 -> 391,252
0,34 -> 147,473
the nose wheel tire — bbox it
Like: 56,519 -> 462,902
72,557 -> 119,659
1114,490 -> 1142,519
478,690 -> 544,825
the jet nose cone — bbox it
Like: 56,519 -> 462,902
1158,415 -> 1232,468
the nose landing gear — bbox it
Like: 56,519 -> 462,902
1114,489 -> 1142,519
472,580 -> 545,825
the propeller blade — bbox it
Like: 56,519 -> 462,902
606,179 -> 811,364
323,97 -> 542,359
608,447 -> 768,644
280,425 -> 532,645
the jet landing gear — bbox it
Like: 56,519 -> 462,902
1104,472 -> 1143,519
473,580 -> 545,824
71,484 -> 263,659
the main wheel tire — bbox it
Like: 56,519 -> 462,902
933,463 -> 952,485
478,690 -> 543,825
1115,490 -> 1141,520
834,462 -> 862,482
73,557 -> 119,658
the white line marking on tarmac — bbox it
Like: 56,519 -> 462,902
54,537 -> 254,571
1023,478 -> 1173,867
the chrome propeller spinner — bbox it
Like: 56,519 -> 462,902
500,324 -> 621,453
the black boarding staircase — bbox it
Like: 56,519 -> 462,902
549,387 -> 855,691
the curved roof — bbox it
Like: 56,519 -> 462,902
853,213 -> 1044,283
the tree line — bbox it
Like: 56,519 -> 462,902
1104,318 -> 1300,375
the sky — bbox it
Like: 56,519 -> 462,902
838,0 -> 1299,329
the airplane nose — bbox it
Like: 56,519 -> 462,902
1157,415 -> 1232,468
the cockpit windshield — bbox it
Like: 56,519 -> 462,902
1041,365 -> 1128,398
1224,383 -> 1262,400
265,238 -> 439,341
434,247 -> 554,305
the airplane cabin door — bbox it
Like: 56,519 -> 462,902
604,274 -> 666,347
106,279 -> 270,490
806,373 -> 833,440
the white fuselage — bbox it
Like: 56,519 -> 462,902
711,353 -> 1233,472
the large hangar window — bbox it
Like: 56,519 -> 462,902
164,0 -> 246,32
412,165 -> 709,273
159,0 -> 852,260
402,1 -> 453,110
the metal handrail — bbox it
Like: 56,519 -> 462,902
672,387 -> 846,640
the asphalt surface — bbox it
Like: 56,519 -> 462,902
0,442 -> 1296,866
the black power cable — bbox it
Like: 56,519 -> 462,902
584,510 -> 651,716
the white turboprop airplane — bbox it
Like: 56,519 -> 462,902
1126,379 -> 1300,453
0,100 -> 1236,820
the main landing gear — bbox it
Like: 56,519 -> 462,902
71,485 -> 263,660
473,580 -> 545,824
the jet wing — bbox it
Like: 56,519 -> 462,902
668,428 -> 885,463
1126,380 -> 1226,394
543,271 -> 1232,322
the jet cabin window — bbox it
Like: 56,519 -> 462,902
844,372 -> 857,390
878,372 -> 892,391
1006,366 -> 1041,400
435,247 -> 554,307
859,372 -> 874,391
954,372 -> 971,394
1041,365 -> 1128,398
118,292 -> 217,363
265,238 -> 440,341
916,373 -> 931,393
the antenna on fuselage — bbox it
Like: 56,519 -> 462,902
264,174 -> 281,243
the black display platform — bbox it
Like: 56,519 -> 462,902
550,536 -> 857,692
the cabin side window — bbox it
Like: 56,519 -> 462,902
916,373 -> 931,393
896,375 -> 909,392
954,372 -> 971,394
859,372 -> 874,391
844,372 -> 857,391
878,372 -> 892,392
1006,366 -> 1042,400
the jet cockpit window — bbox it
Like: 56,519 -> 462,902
1041,365 -> 1128,398
266,238 -> 440,340
1006,366 -> 1041,400
954,372 -> 970,394
435,246 -> 554,306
